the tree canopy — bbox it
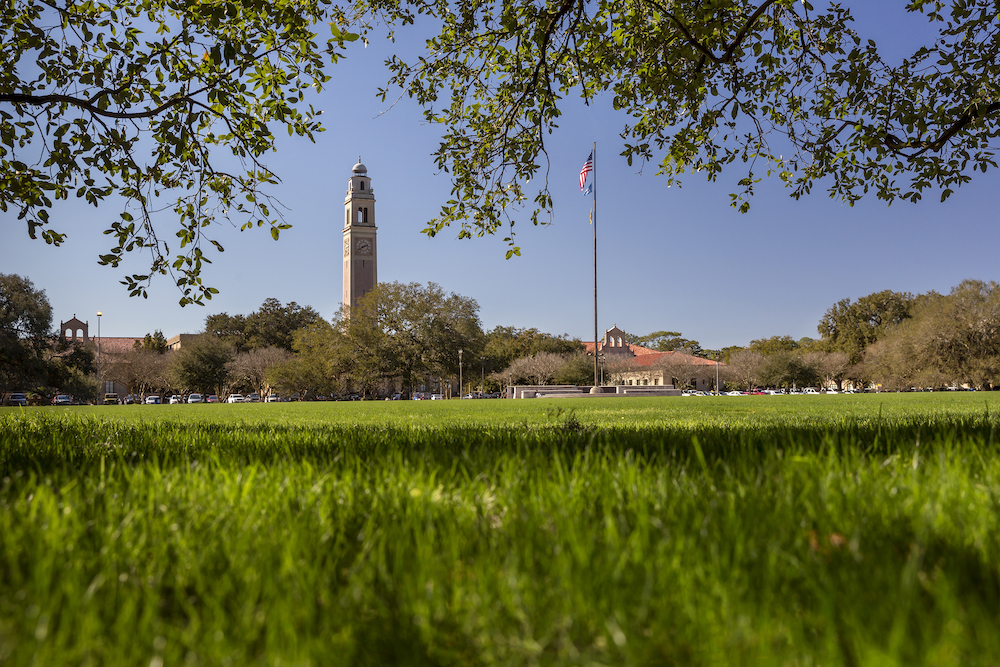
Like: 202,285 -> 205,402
2,0 -> 357,305
368,0 -> 1000,253
0,273 -> 53,392
205,299 -> 321,352
818,289 -> 913,363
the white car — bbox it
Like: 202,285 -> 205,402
187,393 -> 204,404
227,394 -> 244,403
169,395 -> 182,404
803,388 -> 821,395
265,395 -> 281,403
430,394 -> 444,400
144,395 -> 161,404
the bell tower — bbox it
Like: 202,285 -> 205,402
343,158 -> 377,313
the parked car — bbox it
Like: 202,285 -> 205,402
227,394 -> 244,403
144,395 -> 161,404
246,393 -> 261,403
169,395 -> 183,404
103,392 -> 119,405
52,394 -> 73,405
803,387 -> 821,395
187,393 -> 204,404
206,395 -> 219,403
430,393 -> 444,400
265,394 -> 281,403
4,392 -> 28,407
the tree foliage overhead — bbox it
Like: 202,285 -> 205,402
370,0 -> 1000,251
2,0 -> 357,305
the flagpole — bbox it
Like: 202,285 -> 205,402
592,141 -> 599,390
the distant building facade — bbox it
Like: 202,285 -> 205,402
584,326 -> 723,392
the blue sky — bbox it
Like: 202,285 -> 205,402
3,3 -> 997,350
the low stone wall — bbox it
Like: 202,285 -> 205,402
509,385 -> 682,398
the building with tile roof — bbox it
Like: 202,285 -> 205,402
584,326 -> 724,392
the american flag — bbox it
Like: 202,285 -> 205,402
579,151 -> 593,191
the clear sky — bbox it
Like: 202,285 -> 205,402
3,3 -> 996,351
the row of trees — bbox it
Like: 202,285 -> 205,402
722,280 -> 1000,392
102,335 -> 293,399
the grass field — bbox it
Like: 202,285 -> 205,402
2,393 -> 1000,665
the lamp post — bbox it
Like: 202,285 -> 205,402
598,352 -> 605,385
480,356 -> 485,396
458,348 -> 463,398
96,311 -> 102,402
715,351 -> 721,396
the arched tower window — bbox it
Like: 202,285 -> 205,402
363,207 -> 368,223
360,181 -> 365,191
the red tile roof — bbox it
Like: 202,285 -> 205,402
89,337 -> 144,355
581,341 -> 721,365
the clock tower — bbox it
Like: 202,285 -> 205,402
343,159 -> 377,313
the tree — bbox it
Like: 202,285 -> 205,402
632,331 -> 704,356
748,335 -> 800,357
267,321 -> 343,399
3,0 -> 358,305
44,338 -> 98,400
483,326 -> 581,371
135,330 -> 169,353
505,352 -> 566,386
726,349 -> 766,391
870,281 -> 1000,389
205,313 -> 250,351
226,346 -> 293,398
759,352 -> 820,390
169,334 -> 234,395
347,282 -> 485,395
803,351 -> 851,390
244,299 -> 322,352
0,274 -> 53,393
367,0 -> 1000,253
819,290 -> 913,363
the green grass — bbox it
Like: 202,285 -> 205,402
2,394 -> 1000,665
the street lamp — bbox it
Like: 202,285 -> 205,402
96,311 -> 102,402
715,351 -> 721,395
458,348 -> 463,398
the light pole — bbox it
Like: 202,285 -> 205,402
598,352 -> 605,385
96,311 -> 102,402
715,351 -> 721,395
480,356 -> 485,396
458,348 -> 463,398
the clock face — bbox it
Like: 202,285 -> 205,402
356,239 -> 372,255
